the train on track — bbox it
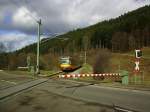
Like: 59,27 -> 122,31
59,56 -> 81,72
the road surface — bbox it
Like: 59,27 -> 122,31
0,71 -> 150,112
0,71 -> 36,90
33,79 -> 150,112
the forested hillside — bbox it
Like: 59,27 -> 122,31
18,5 -> 150,54
0,5 -> 150,70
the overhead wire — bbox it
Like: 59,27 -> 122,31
24,0 -> 66,44
10,0 -> 64,43
10,0 -> 39,22
24,0 -> 53,35
23,0 -> 66,39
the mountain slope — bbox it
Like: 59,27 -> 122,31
0,5 -> 150,70
17,5 -> 150,54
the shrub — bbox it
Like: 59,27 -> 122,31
93,49 -> 111,80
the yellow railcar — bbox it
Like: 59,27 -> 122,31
60,57 -> 81,72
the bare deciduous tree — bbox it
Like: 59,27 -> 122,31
93,49 -> 111,80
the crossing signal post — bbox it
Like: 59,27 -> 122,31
134,49 -> 142,84
134,49 -> 142,72
135,49 -> 142,59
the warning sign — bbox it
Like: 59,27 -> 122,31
135,61 -> 140,72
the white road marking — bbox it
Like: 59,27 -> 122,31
114,107 -> 134,112
1,80 -> 17,85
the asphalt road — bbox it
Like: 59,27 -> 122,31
0,71 -> 36,90
34,79 -> 150,112
0,71 -> 150,112
0,74 -> 113,112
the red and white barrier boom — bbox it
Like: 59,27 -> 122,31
59,73 -> 120,78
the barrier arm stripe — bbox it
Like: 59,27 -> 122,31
58,73 -> 121,78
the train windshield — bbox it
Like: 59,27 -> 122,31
60,58 -> 70,64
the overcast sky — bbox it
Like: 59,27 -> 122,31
0,0 -> 150,51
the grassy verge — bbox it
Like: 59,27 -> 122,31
39,70 -> 58,76
71,47 -> 150,86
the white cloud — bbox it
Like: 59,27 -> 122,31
0,0 -> 150,51
12,6 -> 39,28
0,32 -> 27,42
60,0 -> 150,28
1,0 -> 150,33
0,31 -> 36,51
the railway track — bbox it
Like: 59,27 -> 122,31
0,70 -> 141,112
0,66 -> 84,101
0,71 -> 68,101
0,78 -> 36,91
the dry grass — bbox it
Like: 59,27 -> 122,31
84,47 -> 150,85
